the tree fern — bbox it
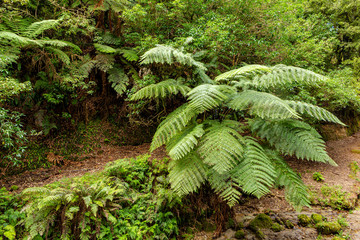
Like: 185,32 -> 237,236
94,43 -> 117,54
227,90 -> 300,119
251,118 -> 337,166
130,79 -> 191,101
135,62 -> 343,210
46,47 -> 70,65
285,100 -> 345,125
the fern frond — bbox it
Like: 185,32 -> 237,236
94,43 -> 116,54
227,90 -> 300,119
208,170 -> 242,207
95,54 -> 115,72
197,121 -> 245,174
130,79 -> 191,101
167,123 -> 205,160
231,137 -> 276,198
151,104 -> 197,151
285,100 -> 345,125
141,44 -> 206,70
37,39 -> 69,48
266,150 -> 310,211
46,47 -> 70,65
25,19 -> 59,38
215,64 -> 271,83
187,84 -> 235,113
0,53 -> 18,68
254,65 -> 328,89
108,67 -> 129,95
168,153 -> 208,196
0,31 -> 39,46
117,49 -> 139,62
251,119 -> 337,166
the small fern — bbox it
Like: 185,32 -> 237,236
108,66 -> 129,95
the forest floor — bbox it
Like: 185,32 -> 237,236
2,131 -> 360,239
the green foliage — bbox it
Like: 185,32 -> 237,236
0,108 -> 27,168
0,188 -> 25,240
21,155 -> 180,239
312,172 -> 325,182
310,185 -> 355,210
133,63 -> 343,210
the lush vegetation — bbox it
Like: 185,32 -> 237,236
2,0 -> 360,238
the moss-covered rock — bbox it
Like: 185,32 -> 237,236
284,220 -> 294,229
225,218 -> 235,229
311,213 -> 323,224
332,237 -> 346,240
315,221 -> 341,235
235,229 -> 245,239
249,214 -> 273,229
270,223 -> 283,232
248,214 -> 273,239
298,214 -> 311,227
236,221 -> 244,230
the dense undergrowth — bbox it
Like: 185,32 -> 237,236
1,155 -> 183,240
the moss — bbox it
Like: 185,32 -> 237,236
249,214 -> 273,239
270,223 -> 283,232
284,220 -> 294,229
249,214 -> 273,229
225,218 -> 235,229
332,237 -> 346,240
202,220 -> 216,232
10,185 -> 19,191
236,221 -> 244,230
298,214 -> 311,227
235,230 -> 245,239
315,221 -> 341,235
311,214 -> 323,224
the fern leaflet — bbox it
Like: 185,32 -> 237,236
251,119 -> 337,166
227,90 -> 300,119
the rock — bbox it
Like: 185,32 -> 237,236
297,214 -> 311,227
315,221 -> 341,234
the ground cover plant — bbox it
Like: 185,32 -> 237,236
15,155 -> 181,240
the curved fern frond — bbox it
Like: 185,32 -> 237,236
0,31 -> 39,46
117,49 -> 139,62
187,84 -> 235,113
140,44 -> 206,71
167,123 -> 205,160
94,43 -> 117,54
108,66 -> 129,95
197,121 -> 245,174
227,90 -> 300,119
215,64 -> 271,83
251,119 -> 337,166
37,39 -> 69,48
25,19 -> 59,38
46,47 -> 70,65
130,79 -> 191,101
285,100 -> 345,126
231,137 -> 276,198
168,153 -> 208,196
255,65 -> 328,89
208,170 -> 242,207
151,104 -> 197,151
267,150 -> 310,211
